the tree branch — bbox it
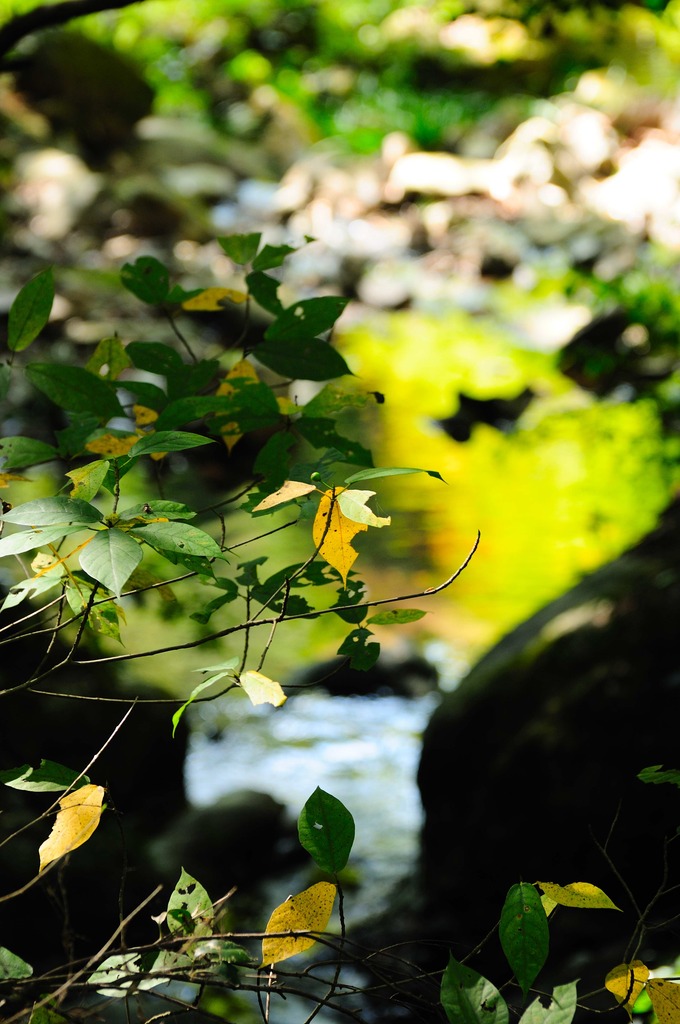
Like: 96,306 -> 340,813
0,0 -> 149,62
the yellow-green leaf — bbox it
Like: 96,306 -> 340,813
38,784 -> 105,870
66,460 -> 110,502
261,881 -> 337,966
336,489 -> 391,528
253,480 -> 317,511
312,488 -> 367,585
605,961 -> 649,1017
540,894 -> 558,918
182,287 -> 247,310
536,881 -> 621,911
648,979 -> 680,1024
239,670 -> 287,707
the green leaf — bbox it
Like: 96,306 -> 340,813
172,657 -> 239,735
0,946 -> 33,979
0,759 -> 88,792
28,1005 -> 69,1024
264,297 -> 349,343
153,396 -> 231,430
167,868 -> 213,936
79,529 -> 143,597
367,609 -> 426,625
25,364 -> 124,422
218,232 -> 261,264
56,413 -> 101,458
344,466 -> 446,484
337,627 -> 380,671
87,952 -> 140,997
85,336 -> 132,380
303,383 -> 371,418
253,431 -> 296,489
189,578 -> 239,624
125,340 -> 184,377
499,883 -> 549,1000
638,765 -> 680,788
130,521 -> 224,560
2,497 -> 103,526
296,418 -> 373,465
8,268 -> 54,352
333,579 -> 367,624
2,569 -> 65,611
298,787 -> 355,873
441,956 -> 509,1024
0,524 -> 88,557
256,339 -> 352,381
128,430 -> 214,457
210,378 -> 282,433
0,436 -> 58,470
246,270 -> 283,314
119,500 -> 196,521
120,256 -> 170,304
251,243 -> 298,271
519,982 -> 578,1024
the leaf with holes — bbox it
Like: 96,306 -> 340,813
519,981 -> 578,1024
167,869 -> 213,937
298,787 -> 355,873
441,956 -> 508,1024
261,882 -> 336,966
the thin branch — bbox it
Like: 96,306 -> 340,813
0,0 -> 150,62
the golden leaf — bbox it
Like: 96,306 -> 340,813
312,488 -> 367,585
261,882 -> 337,966
182,287 -> 247,310
253,480 -> 317,511
605,961 -> 649,1017
239,670 -> 287,707
648,979 -> 680,1024
0,472 -> 27,487
39,784 -> 105,870
536,881 -> 621,911
133,404 -> 159,427
216,359 -> 260,452
86,434 -> 140,457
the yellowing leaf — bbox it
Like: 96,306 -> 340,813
182,287 -> 247,310
537,881 -> 621,911
38,784 -> 105,870
0,472 -> 27,487
336,489 -> 391,528
605,961 -> 650,1016
540,894 -> 558,918
261,882 -> 337,966
312,488 -> 367,585
276,396 -> 299,415
253,480 -> 317,511
216,360 -> 260,452
239,670 -> 287,707
648,979 -> 680,1024
86,434 -> 140,457
133,404 -> 158,427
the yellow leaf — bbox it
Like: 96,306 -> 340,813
182,287 -> 248,310
261,882 -> 337,966
39,784 -> 105,870
648,979 -> 680,1024
86,434 -> 140,457
0,472 -> 27,487
253,480 -> 317,511
239,670 -> 287,707
605,961 -> 649,1017
276,396 -> 299,415
540,894 -> 558,918
336,489 -> 391,528
312,488 -> 367,585
133,404 -> 158,427
536,881 -> 621,911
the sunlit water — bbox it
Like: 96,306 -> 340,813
185,689 -> 440,924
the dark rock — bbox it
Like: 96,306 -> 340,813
416,498 -> 680,996
290,649 -> 439,697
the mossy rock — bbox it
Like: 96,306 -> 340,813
417,498 -> 680,990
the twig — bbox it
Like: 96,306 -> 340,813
0,0 -> 150,62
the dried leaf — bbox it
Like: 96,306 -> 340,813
312,488 -> 367,585
261,882 -> 336,966
85,434 -> 140,457
536,881 -> 621,911
39,784 -> 105,870
239,670 -> 287,707
253,480 -> 317,511
605,961 -> 649,1017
